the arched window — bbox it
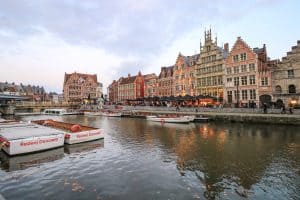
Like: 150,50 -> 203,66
275,85 -> 282,94
289,84 -> 296,94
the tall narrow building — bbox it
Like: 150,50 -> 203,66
195,29 -> 229,100
272,40 -> 300,107
224,37 -> 273,107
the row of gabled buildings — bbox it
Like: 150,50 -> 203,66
108,29 -> 300,108
0,82 -> 47,101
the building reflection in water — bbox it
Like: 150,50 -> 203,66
157,122 -> 300,199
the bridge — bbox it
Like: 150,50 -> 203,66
0,94 -> 74,115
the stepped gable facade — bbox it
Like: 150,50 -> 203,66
195,29 -> 229,99
156,66 -> 174,97
272,40 -> 300,107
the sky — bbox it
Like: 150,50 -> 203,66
0,0 -> 299,93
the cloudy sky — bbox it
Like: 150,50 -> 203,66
0,0 -> 299,93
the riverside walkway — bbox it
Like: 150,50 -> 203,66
109,105 -> 300,125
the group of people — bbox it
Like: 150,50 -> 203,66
263,103 -> 293,114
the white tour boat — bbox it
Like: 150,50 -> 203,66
84,111 -> 102,116
32,119 -> 104,145
0,122 -> 65,156
146,115 -> 190,123
43,109 -> 80,115
101,112 -> 122,117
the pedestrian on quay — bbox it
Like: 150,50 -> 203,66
263,103 -> 267,114
289,104 -> 294,114
281,104 -> 286,114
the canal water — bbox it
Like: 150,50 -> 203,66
0,115 -> 299,200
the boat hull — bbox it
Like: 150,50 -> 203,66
146,116 -> 190,124
1,134 -> 64,156
64,129 -> 104,144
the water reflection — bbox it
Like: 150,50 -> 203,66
0,147 -> 64,172
173,122 -> 300,199
0,115 -> 299,200
64,139 -> 104,154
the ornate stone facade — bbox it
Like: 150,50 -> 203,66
63,72 -> 100,103
272,40 -> 300,107
195,29 -> 228,99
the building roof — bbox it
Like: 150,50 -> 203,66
119,76 -> 137,85
64,72 -> 98,84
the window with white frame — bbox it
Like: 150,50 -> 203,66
241,76 -> 247,85
249,75 -> 256,85
234,77 -> 239,86
242,90 -> 248,100
227,67 -> 232,75
234,66 -> 239,74
241,65 -> 247,72
249,63 -> 255,71
261,77 -> 268,86
240,53 -> 247,61
233,55 -> 239,62
249,89 -> 256,100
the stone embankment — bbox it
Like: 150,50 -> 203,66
108,105 -> 300,125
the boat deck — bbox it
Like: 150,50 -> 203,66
0,123 -> 64,140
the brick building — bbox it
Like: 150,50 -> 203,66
117,71 -> 144,102
144,73 -> 157,98
195,29 -> 229,100
156,66 -> 174,97
272,40 -> 300,107
173,53 -> 199,96
63,72 -> 101,103
224,37 -> 273,107
108,79 -> 119,103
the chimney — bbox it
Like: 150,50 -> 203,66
128,73 -> 131,77
298,40 -> 300,46
224,43 -> 229,52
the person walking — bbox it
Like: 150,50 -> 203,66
263,103 -> 267,114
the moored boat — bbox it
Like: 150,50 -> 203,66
84,111 -> 102,116
0,122 -> 65,156
101,112 -> 122,117
146,115 -> 190,124
194,115 -> 210,122
43,109 -> 81,115
32,119 -> 104,144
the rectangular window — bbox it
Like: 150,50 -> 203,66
218,76 -> 223,85
241,76 -> 247,85
249,63 -> 255,71
233,55 -> 239,62
288,70 -> 294,78
213,76 -> 217,86
261,77 -> 268,86
234,90 -> 240,100
227,67 -> 232,75
242,90 -> 248,100
241,65 -> 247,72
234,77 -> 239,86
201,78 -> 206,86
249,75 -> 256,85
227,78 -> 232,83
240,53 -> 247,61
234,66 -> 239,74
207,77 -> 211,86
249,89 -> 256,100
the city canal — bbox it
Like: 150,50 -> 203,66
0,115 -> 299,199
